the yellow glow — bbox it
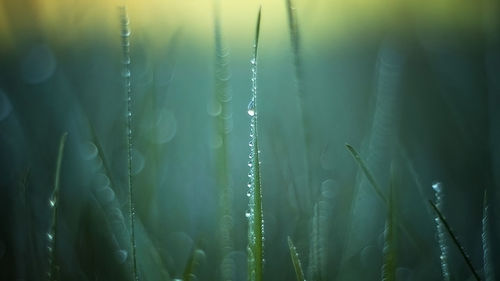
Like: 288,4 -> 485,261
0,0 -> 490,52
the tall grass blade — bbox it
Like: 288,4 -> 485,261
345,143 -> 387,204
287,236 -> 306,281
307,204 -> 320,280
431,182 -> 450,281
381,181 -> 396,281
119,5 -> 138,281
429,200 -> 481,281
47,132 -> 68,281
482,190 -> 495,281
307,203 -> 320,281
344,144 -> 419,251
285,0 -> 313,208
213,1 -> 235,280
246,7 -> 264,281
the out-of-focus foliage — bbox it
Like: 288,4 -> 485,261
0,0 -> 499,280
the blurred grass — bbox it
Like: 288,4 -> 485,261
0,0 -> 496,280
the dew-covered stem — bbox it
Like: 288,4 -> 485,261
431,182 -> 450,281
287,236 -> 306,281
119,5 -> 138,281
247,7 -> 264,281
482,190 -> 495,281
429,200 -> 481,281
47,132 -> 68,281
381,182 -> 396,281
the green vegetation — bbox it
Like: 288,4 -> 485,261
0,1 -> 496,281
246,7 -> 263,281
47,132 -> 68,281
287,236 -> 305,281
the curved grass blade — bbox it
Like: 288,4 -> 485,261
345,144 -> 420,252
247,6 -> 264,281
482,190 -> 495,281
47,132 -> 68,281
429,200 -> 481,281
119,5 -> 138,281
287,236 -> 306,281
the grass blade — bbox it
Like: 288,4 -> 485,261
47,132 -> 68,281
381,181 -> 396,281
307,203 -> 320,281
344,144 -> 420,252
482,190 -> 495,281
119,5 -> 138,281
432,182 -> 450,281
287,236 -> 306,281
345,143 -> 387,204
213,1 -> 235,280
247,7 -> 264,281
285,0 -> 313,210
429,200 -> 481,281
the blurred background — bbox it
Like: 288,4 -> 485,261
0,0 -> 499,280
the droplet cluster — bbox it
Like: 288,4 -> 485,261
246,54 -> 264,280
432,182 -> 450,281
119,6 -> 138,281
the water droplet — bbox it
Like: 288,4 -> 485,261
47,233 -> 54,241
0,90 -> 12,122
81,141 -> 98,161
94,173 -> 110,189
121,29 -> 131,37
21,44 -> 56,84
245,211 -> 251,218
122,56 -> 131,65
121,69 -> 131,78
432,182 -> 442,193
114,249 -> 128,264
49,199 -> 56,208
109,207 -> 124,222
96,186 -> 115,204
194,249 -> 207,262
207,100 -> 222,116
247,99 -> 256,116
223,118 -> 233,134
